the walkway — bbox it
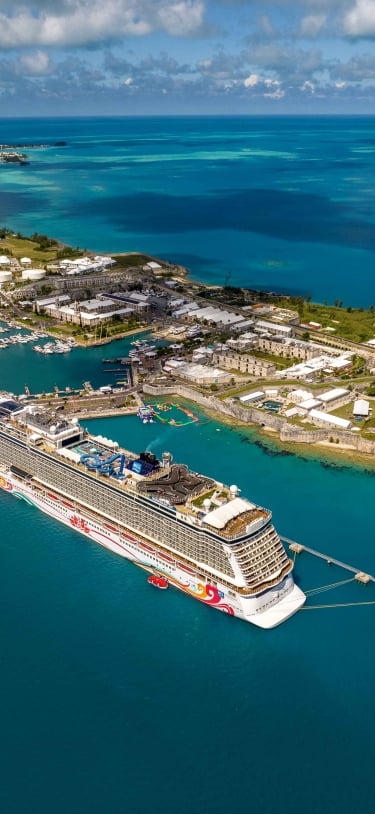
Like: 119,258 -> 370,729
280,535 -> 375,583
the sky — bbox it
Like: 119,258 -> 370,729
1,0 -> 375,115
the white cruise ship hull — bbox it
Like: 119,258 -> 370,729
0,470 -> 305,628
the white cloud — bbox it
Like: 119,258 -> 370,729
243,73 -> 259,87
299,14 -> 326,37
157,1 -> 204,35
301,79 -> 315,92
0,0 -> 205,48
343,0 -> 375,37
264,88 -> 285,99
18,50 -> 54,75
264,78 -> 279,87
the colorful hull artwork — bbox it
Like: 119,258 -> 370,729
0,475 -> 236,617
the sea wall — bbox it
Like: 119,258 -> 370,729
143,382 -> 375,454
280,424 -> 375,453
143,384 -> 285,430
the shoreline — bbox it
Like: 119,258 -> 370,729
144,391 -> 375,473
2,226 -> 375,471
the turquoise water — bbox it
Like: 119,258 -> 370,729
1,118 -> 375,812
1,116 -> 375,304
0,323 -> 150,394
0,343 -> 375,813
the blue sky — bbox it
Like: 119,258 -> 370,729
1,0 -> 375,115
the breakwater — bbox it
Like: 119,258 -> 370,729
143,383 -> 375,456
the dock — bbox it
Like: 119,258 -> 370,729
282,536 -> 374,584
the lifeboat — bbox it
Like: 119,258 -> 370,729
147,574 -> 169,590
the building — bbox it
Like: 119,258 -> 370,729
212,351 -> 276,377
257,335 -> 320,361
289,388 -> 314,404
47,296 -> 135,327
166,362 -> 231,386
353,399 -> 370,417
144,261 -> 162,271
187,306 -> 245,329
34,294 -> 71,314
254,320 -> 294,337
239,391 -> 264,404
276,353 -> 353,380
100,292 -> 150,314
309,410 -> 353,430
268,306 -> 300,325
227,333 -> 258,352
298,398 -> 323,412
318,388 -> 350,411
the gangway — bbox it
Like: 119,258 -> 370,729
281,535 -> 374,584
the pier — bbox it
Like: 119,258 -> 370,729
281,536 -> 374,584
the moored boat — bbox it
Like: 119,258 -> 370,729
148,574 -> 169,589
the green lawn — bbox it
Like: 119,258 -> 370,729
270,297 -> 375,343
0,236 -> 60,264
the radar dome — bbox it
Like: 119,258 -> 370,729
230,484 -> 238,496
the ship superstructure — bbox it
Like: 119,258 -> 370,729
0,401 -> 305,627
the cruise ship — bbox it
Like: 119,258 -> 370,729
0,398 -> 305,628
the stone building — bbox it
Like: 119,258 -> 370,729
212,351 -> 276,377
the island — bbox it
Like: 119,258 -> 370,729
0,142 -> 67,166
1,228 -> 375,465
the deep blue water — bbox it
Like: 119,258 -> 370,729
1,116 -> 375,304
1,118 -> 375,812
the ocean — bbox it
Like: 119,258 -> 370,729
0,118 -> 375,813
1,116 -> 375,305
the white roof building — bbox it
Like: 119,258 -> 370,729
298,398 -> 322,411
276,354 -> 353,380
239,391 -> 264,403
284,407 -> 301,418
254,320 -> 294,337
35,294 -> 71,309
353,399 -> 370,417
309,410 -> 352,430
289,388 -> 314,404
319,388 -> 350,404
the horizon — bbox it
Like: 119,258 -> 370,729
2,112 -> 375,120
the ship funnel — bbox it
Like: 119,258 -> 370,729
162,451 -> 172,468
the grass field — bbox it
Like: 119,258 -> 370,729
271,298 -> 375,343
0,235 -> 60,264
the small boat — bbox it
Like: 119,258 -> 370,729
147,574 -> 169,590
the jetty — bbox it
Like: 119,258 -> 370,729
282,536 -> 374,584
